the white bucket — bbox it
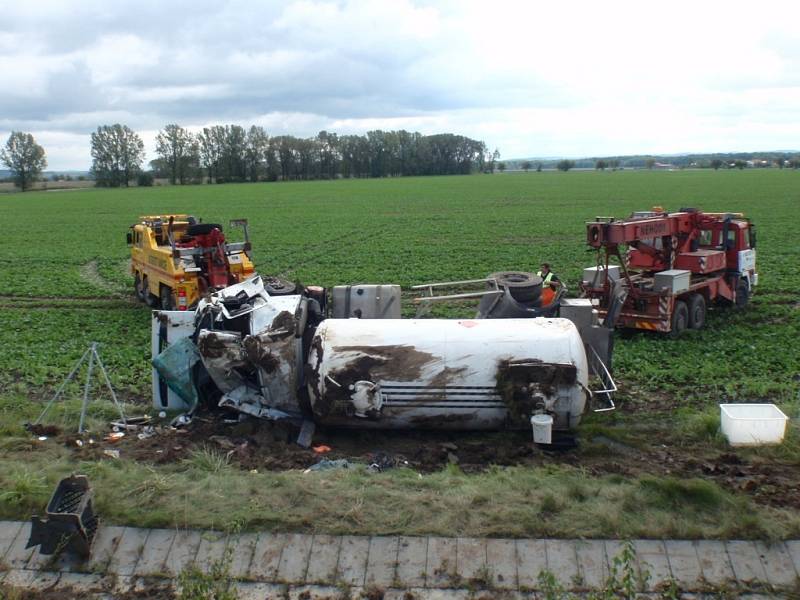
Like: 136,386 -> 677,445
531,414 -> 553,444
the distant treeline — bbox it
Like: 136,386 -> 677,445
140,125 -> 495,187
505,151 -> 800,171
6,124 -> 497,189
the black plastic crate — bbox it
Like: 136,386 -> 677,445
27,475 -> 97,558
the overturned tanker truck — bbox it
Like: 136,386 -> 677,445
151,273 -> 617,446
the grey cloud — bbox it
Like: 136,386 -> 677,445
1,0 -> 565,137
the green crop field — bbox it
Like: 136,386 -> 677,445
1,169 -> 798,540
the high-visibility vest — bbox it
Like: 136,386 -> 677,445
538,271 -> 554,286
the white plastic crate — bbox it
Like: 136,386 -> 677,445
719,403 -> 789,446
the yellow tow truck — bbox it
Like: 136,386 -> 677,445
127,215 -> 255,310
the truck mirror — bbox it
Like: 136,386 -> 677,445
126,232 -> 133,245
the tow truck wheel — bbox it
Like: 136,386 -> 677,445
735,279 -> 750,309
142,276 -> 157,307
160,285 -> 174,310
670,300 -> 689,338
688,294 -> 706,330
134,272 -> 145,301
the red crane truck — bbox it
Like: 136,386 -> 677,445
581,207 -> 757,336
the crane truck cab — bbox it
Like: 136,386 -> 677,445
128,215 -> 255,310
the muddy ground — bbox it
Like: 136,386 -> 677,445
46,404 -> 800,512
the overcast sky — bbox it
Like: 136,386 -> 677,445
2,0 -> 800,170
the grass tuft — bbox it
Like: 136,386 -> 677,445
637,476 -> 725,512
183,446 -> 232,474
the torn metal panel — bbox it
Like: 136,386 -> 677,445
218,385 -> 299,420
197,330 -> 249,393
247,298 -> 304,414
211,274 -> 271,319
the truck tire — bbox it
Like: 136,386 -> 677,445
735,278 -> 749,309
142,276 -> 158,307
488,271 -> 542,304
670,300 -> 689,338
688,294 -> 706,330
265,277 -> 296,296
134,272 -> 145,302
160,285 -> 174,310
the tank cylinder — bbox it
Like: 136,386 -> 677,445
306,318 -> 589,430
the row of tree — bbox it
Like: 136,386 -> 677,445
1,126 -> 495,190
149,125 -> 494,185
91,125 -> 496,187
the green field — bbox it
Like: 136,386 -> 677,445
1,170 -> 798,539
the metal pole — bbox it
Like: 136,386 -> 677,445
33,346 -> 91,425
93,346 -> 126,425
78,343 -> 96,433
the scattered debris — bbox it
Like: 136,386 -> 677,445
103,449 -> 120,459
111,416 -> 152,431
312,444 -> 332,454
367,451 -> 407,472
305,458 -> 353,473
104,432 -> 125,443
171,414 -> 193,428
136,426 -> 156,440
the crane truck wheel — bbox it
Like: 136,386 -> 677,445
735,279 -> 750,309
488,271 -> 542,303
688,294 -> 706,330
670,300 -> 689,338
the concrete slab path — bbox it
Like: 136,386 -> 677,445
0,520 -> 797,598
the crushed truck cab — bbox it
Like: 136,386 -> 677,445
128,215 -> 255,311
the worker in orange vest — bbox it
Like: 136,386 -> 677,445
537,263 -> 560,306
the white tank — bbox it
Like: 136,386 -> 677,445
306,318 -> 589,430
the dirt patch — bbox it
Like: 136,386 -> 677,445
51,405 -> 800,510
